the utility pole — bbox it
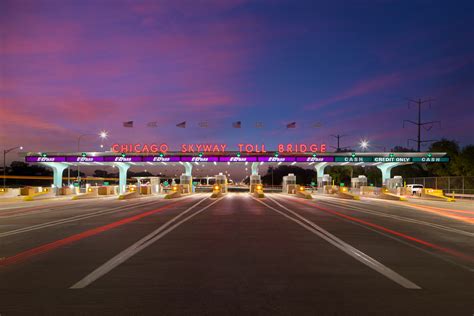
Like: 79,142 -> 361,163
330,134 -> 347,152
403,98 -> 440,152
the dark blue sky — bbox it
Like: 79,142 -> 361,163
1,0 -> 473,153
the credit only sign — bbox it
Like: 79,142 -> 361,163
373,157 -> 411,162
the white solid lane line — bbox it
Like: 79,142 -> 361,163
70,196 -> 222,289
316,199 -> 474,237
0,197 -> 195,238
256,196 -> 421,290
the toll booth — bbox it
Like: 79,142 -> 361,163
249,174 -> 262,193
386,176 -> 403,191
351,175 -> 367,188
150,177 -> 160,194
214,173 -> 228,193
282,173 -> 297,194
133,177 -> 161,194
179,174 -> 193,194
318,174 -> 332,188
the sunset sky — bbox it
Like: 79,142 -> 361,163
1,0 -> 473,155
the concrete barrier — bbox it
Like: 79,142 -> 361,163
59,187 -> 74,195
295,186 -> 312,199
296,191 -> 312,199
98,186 -> 116,195
360,186 -> 377,196
379,189 -> 407,201
337,187 -> 360,200
72,187 -> 99,200
421,188 -> 455,202
323,185 -> 339,194
210,191 -> 223,199
118,191 -> 140,200
140,186 -> 152,195
252,189 -> 265,198
20,187 -> 36,196
210,185 -> 224,199
164,191 -> 181,199
0,188 -> 21,198
23,188 -> 55,201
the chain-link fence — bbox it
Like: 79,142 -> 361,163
405,177 -> 474,195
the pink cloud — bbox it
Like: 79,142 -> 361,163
305,72 -> 402,110
0,103 -> 67,133
1,13 -> 82,55
305,54 -> 473,111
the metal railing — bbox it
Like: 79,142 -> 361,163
404,176 -> 474,195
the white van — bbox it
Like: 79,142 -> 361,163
407,184 -> 423,196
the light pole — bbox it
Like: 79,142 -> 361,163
75,131 -> 108,185
359,139 -> 386,152
3,146 -> 23,189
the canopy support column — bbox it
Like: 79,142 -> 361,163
376,163 -> 400,186
116,163 -> 131,194
314,162 -> 328,188
314,162 -> 328,177
40,162 -> 68,194
251,162 -> 259,175
183,162 -> 193,176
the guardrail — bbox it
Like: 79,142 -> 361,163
446,193 -> 474,200
405,176 -> 474,195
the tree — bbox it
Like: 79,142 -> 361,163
93,169 -> 117,178
325,165 -> 352,186
455,145 -> 474,176
261,166 -> 316,185
9,161 -> 52,176
129,171 -> 154,178
427,139 -> 460,176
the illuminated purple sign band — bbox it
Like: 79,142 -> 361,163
143,156 -> 181,162
219,156 -> 258,162
258,157 -> 296,162
180,156 -> 219,162
103,156 -> 143,162
26,156 -> 66,162
295,156 -> 335,162
66,156 -> 105,162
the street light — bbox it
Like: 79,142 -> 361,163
99,130 -> 108,139
3,146 -> 23,188
359,139 -> 369,152
75,131 -> 109,185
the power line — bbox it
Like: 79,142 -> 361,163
403,98 -> 440,152
329,134 -> 348,152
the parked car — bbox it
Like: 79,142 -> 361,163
407,184 -> 424,196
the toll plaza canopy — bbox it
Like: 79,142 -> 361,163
23,151 -> 449,194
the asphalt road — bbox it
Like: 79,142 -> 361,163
0,193 -> 473,315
